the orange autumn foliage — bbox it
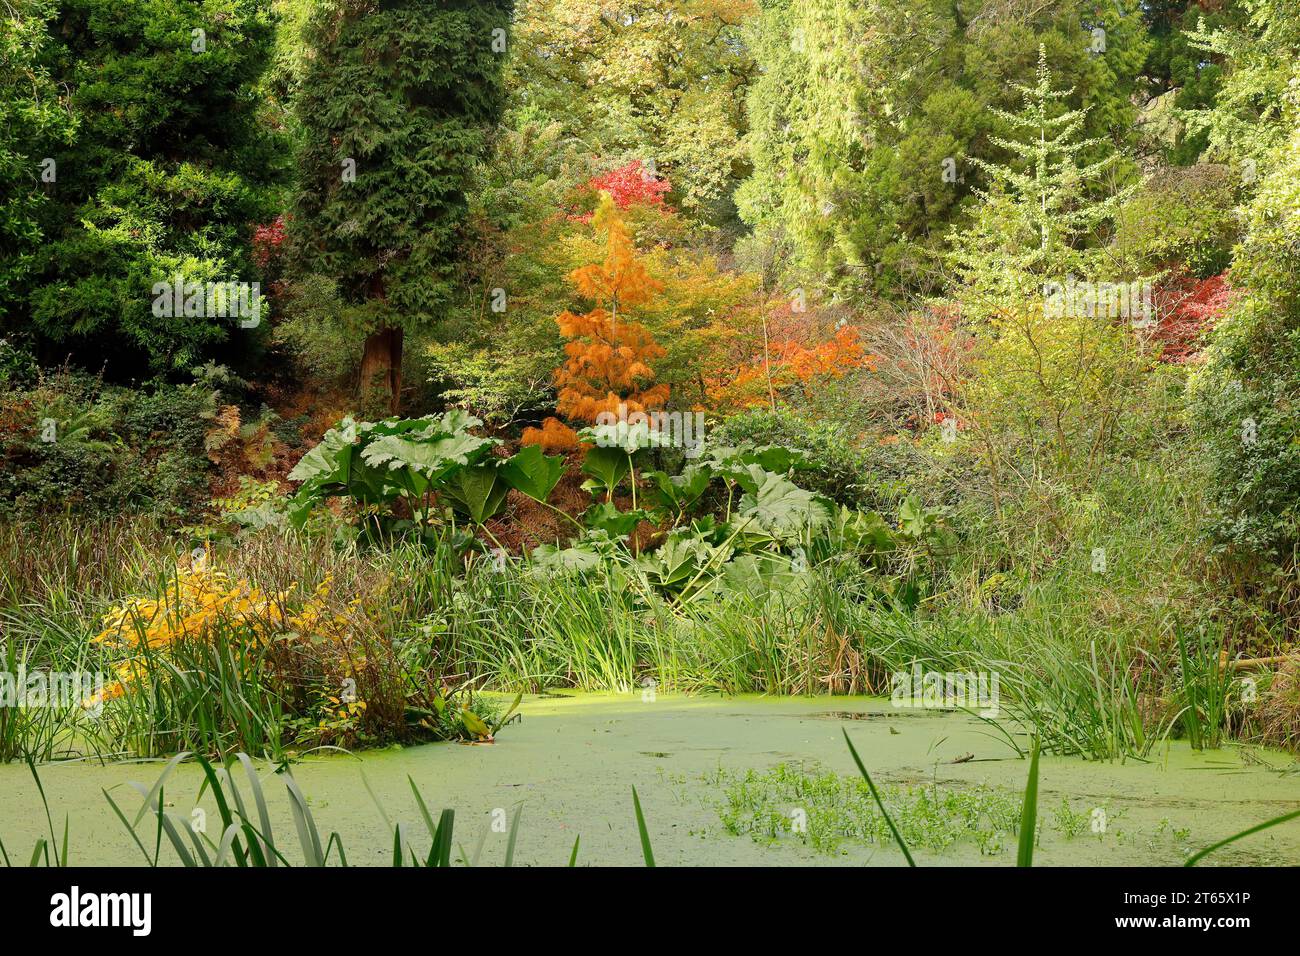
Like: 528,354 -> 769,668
524,192 -> 670,450
704,299 -> 875,410
769,324 -> 871,381
521,415 -> 581,452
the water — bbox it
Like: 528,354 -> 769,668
1,694 -> 1297,866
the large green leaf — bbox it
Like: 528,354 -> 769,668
721,552 -> 805,596
361,431 -> 495,480
287,418 -> 357,486
635,531 -> 714,593
286,414 -> 497,528
738,469 -> 833,540
580,446 -> 631,498
704,443 -> 809,481
746,444 -> 811,473
834,506 -> 895,554
499,445 -> 565,503
578,420 -> 671,455
582,502 -> 646,538
286,421 -> 361,527
645,464 -> 712,514
429,409 -> 483,437
439,463 -> 509,525
895,495 -> 954,550
729,462 -> 773,495
530,543 -> 606,573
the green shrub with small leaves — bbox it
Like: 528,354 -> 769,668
0,371 -> 211,519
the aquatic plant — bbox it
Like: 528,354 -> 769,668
1,734 -> 1295,867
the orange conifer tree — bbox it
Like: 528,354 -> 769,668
525,192 -> 669,450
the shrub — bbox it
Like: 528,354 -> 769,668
712,408 -> 877,508
85,538 -> 506,758
962,307 -> 1150,484
1112,164 -> 1242,278
1189,113 -> 1300,625
0,371 -> 211,520
1259,661 -> 1300,751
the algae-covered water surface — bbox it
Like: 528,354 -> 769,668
2,694 -> 1297,867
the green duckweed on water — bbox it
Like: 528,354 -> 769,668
1,693 -> 1297,866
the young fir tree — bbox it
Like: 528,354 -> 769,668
738,0 -> 1149,298
291,0 -> 513,414
947,47 -> 1144,482
948,46 -> 1135,322
523,192 -> 668,451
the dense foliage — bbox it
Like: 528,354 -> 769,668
4,0 -> 1300,767
289,0 -> 513,413
5,0 -> 280,373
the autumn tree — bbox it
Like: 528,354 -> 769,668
524,192 -> 668,449
507,0 -> 756,224
702,296 -> 872,413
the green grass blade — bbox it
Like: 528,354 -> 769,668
504,804 -> 523,868
430,809 -> 454,867
360,766 -> 393,831
214,823 -> 244,867
631,786 -> 655,867
102,787 -> 156,866
283,772 -> 324,866
196,756 -> 243,866
234,754 -> 275,866
469,820 -> 489,867
843,728 -> 915,866
407,775 -> 439,839
1016,739 -> 1041,868
324,832 -> 349,867
25,757 -> 60,865
153,808 -> 197,867
568,835 -> 580,867
130,752 -> 192,827
1185,807 -> 1300,866
492,692 -> 524,735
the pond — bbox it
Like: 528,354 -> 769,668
2,694 -> 1297,866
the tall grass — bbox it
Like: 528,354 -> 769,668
0,492 -> 1245,764
0,523 -> 497,761
440,559 -> 1208,759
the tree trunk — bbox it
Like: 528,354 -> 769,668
360,326 -> 403,416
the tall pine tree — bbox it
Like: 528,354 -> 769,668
291,0 -> 513,414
